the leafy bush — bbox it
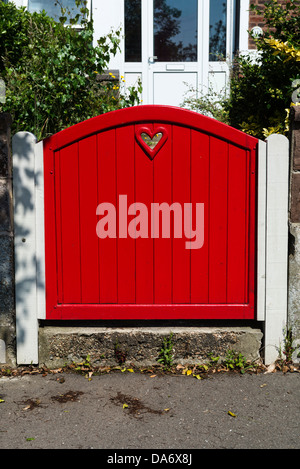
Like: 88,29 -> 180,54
182,0 -> 299,139
0,1 -> 141,139
181,82 -> 230,124
224,0 -> 300,139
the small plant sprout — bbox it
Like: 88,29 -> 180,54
223,350 -> 251,374
157,333 -> 174,370
114,339 -> 128,366
278,327 -> 300,366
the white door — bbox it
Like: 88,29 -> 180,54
147,0 -> 200,106
123,0 -> 237,106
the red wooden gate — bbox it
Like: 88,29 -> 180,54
43,106 -> 258,320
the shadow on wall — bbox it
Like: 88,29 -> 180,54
12,131 -> 44,363
0,113 -> 15,363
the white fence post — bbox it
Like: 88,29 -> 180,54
264,134 -> 289,364
12,132 -> 44,364
257,140 -> 267,321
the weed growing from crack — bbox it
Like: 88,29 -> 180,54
223,350 -> 255,374
114,339 -> 128,366
157,333 -> 174,370
278,327 -> 300,365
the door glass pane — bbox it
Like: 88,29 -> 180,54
154,0 -> 197,62
125,0 -> 142,62
209,0 -> 227,61
28,0 -> 84,24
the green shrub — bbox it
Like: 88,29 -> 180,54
224,0 -> 300,139
181,83 -> 230,124
182,0 -> 299,140
0,1 -> 141,139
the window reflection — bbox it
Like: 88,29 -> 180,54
154,0 -> 197,62
209,0 -> 227,61
125,0 -> 142,62
28,0 -> 84,24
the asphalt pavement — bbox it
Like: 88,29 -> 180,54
0,369 -> 299,452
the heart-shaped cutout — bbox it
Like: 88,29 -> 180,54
136,126 -> 168,159
140,132 -> 163,149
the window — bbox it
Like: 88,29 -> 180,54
125,0 -> 142,62
27,0 -> 86,24
209,0 -> 227,61
154,0 -> 197,62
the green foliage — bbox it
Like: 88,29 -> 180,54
0,1 -> 141,139
157,333 -> 174,370
254,0 -> 299,45
182,0 -> 299,139
224,0 -> 300,139
207,352 -> 220,365
278,327 -> 300,365
223,350 -> 250,373
181,83 -> 229,124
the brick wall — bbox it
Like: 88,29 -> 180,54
248,0 -> 287,49
248,0 -> 266,49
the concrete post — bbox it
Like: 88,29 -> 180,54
288,105 -> 300,361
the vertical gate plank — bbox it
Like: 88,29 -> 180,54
54,150 -> 63,304
44,139 -> 59,317
153,124 -> 172,303
227,145 -> 248,303
116,125 -> 136,303
172,125 -> 191,303
59,142 -> 81,303
191,130 -> 210,303
135,129 -> 154,304
209,137 -> 228,303
78,135 -> 99,303
98,129 -> 118,303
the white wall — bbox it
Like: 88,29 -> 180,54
9,0 -> 26,6
92,0 -> 124,72
239,0 -> 251,52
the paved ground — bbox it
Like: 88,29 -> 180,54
0,370 -> 299,451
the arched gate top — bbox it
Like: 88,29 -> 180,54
44,105 -> 258,152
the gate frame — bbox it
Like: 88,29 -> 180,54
12,106 -> 289,365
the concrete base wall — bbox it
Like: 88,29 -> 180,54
38,326 -> 263,368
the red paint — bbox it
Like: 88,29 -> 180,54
43,105 -> 258,320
